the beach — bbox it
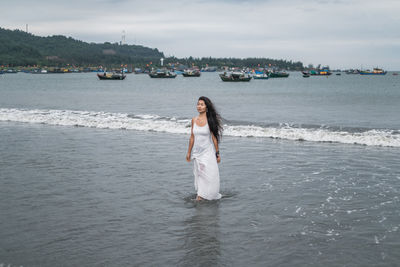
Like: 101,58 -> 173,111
1,72 -> 399,266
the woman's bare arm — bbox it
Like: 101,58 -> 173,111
186,118 -> 195,162
211,133 -> 221,163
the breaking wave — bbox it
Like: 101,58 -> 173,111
1,108 -> 399,147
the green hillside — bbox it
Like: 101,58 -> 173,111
0,28 -> 164,66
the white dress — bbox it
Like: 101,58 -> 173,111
192,121 -> 222,200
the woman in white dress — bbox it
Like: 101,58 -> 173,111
186,96 -> 223,201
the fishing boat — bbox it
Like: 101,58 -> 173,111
149,69 -> 177,78
5,69 -> 18,74
268,71 -> 289,78
182,69 -> 201,77
31,69 -> 48,74
134,68 -> 150,74
201,66 -> 217,72
220,72 -> 252,82
359,68 -> 387,75
302,69 -> 332,76
345,69 -> 359,74
303,73 -> 310,78
253,73 -> 269,80
47,68 -> 64,74
97,72 -> 126,80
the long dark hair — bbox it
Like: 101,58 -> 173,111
198,96 -> 223,143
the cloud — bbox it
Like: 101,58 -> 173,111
2,0 -> 400,69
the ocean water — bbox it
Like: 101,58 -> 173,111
0,72 -> 399,266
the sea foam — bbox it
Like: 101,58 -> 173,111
1,108 -> 399,147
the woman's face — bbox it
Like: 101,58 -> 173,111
197,100 -> 207,113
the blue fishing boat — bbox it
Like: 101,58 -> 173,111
268,71 -> 289,78
302,69 -> 331,76
359,68 -> 387,75
253,73 -> 269,80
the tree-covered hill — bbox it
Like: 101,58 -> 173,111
0,27 -> 164,66
0,27 -> 304,70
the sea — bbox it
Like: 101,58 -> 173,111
0,72 -> 399,266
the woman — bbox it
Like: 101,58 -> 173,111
186,96 -> 223,201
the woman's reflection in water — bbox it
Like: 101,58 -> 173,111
180,200 -> 221,267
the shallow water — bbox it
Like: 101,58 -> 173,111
0,72 -> 399,266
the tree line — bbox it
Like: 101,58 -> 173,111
164,56 -> 303,70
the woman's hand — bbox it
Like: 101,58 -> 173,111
217,155 -> 221,163
186,153 -> 191,162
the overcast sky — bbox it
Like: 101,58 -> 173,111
1,0 -> 400,69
